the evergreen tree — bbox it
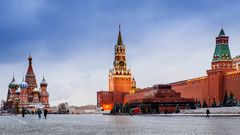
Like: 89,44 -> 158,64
223,91 -> 228,107
202,100 -> 208,108
195,99 -> 198,108
186,104 -> 190,110
175,104 -> 180,113
123,104 -> 127,113
227,92 -> 237,107
198,101 -> 202,108
140,104 -> 146,114
237,101 -> 240,107
211,98 -> 217,108
195,99 -> 200,108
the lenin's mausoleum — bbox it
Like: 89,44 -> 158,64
97,27 -> 240,112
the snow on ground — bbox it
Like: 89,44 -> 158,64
1,114 -> 240,135
181,107 -> 240,114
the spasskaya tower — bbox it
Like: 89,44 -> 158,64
109,25 -> 136,93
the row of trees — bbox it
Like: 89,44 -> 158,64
111,92 -> 240,115
111,103 -> 155,114
111,103 -> 132,114
195,91 -> 240,108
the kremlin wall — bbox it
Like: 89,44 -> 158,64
97,27 -> 240,112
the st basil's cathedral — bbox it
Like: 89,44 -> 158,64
5,55 -> 50,112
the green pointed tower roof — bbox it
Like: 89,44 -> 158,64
212,28 -> 232,62
219,28 -> 225,36
117,24 -> 123,46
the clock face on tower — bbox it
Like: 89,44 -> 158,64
119,61 -> 125,67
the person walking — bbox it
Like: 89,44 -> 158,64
37,108 -> 42,119
31,110 -> 35,115
206,108 -> 210,118
21,107 -> 25,117
44,108 -> 48,119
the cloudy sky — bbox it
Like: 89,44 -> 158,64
1,0 -> 240,106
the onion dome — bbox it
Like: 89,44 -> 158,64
40,76 -> 48,87
32,87 -> 40,93
15,88 -> 21,94
19,78 -> 28,89
8,76 -> 19,89
28,54 -> 32,61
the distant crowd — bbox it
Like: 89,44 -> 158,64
21,107 -> 48,119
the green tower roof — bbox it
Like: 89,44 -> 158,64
212,45 -> 232,62
212,29 -> 232,62
219,28 -> 225,36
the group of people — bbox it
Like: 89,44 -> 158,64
21,107 -> 48,119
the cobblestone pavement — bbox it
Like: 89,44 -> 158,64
0,114 -> 240,135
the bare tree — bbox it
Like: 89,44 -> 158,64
1,100 -> 5,111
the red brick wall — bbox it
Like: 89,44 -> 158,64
113,92 -> 126,104
97,91 -> 114,110
109,75 -> 132,93
224,72 -> 240,100
171,71 -> 240,106
171,77 -> 208,105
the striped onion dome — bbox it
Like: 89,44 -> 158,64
19,78 -> 28,89
8,77 -> 19,89
40,77 -> 48,87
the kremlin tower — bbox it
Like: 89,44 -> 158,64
109,25 -> 136,94
207,28 -> 236,105
97,26 -> 137,110
5,55 -> 50,112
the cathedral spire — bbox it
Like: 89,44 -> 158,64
25,55 -> 37,89
12,72 -> 15,82
21,74 -> 24,81
117,24 -> 123,46
26,54 -> 35,76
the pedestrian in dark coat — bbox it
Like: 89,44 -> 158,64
21,107 -> 25,117
37,108 -> 42,119
206,108 -> 210,118
44,108 -> 48,119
